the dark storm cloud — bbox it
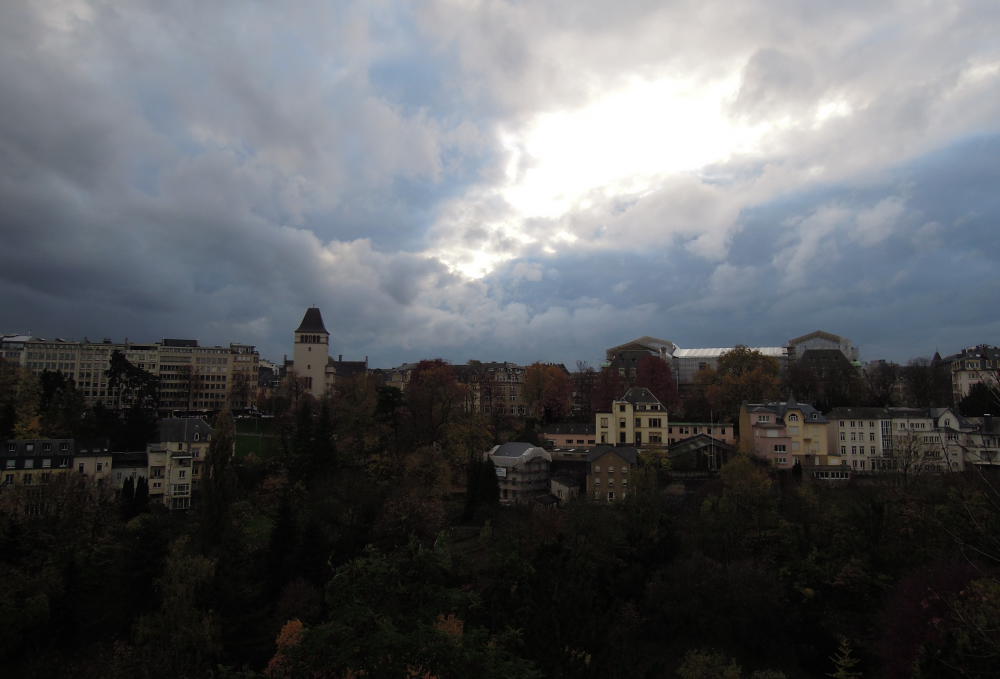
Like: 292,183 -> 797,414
1,1 -> 999,369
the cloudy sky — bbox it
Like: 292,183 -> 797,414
2,1 -> 999,368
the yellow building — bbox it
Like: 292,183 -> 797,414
595,387 -> 669,446
739,398 -> 834,469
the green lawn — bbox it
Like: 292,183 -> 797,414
234,417 -> 281,459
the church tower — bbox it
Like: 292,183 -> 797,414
293,307 -> 330,397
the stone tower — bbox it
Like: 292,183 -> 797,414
293,307 -> 330,397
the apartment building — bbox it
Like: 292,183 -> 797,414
1,438 -> 74,489
147,417 -> 213,510
942,344 -> 1000,403
587,446 -> 638,502
826,406 -> 969,473
739,398 -> 833,468
0,334 -> 259,412
488,442 -> 552,504
595,387 -> 668,446
454,362 -> 528,416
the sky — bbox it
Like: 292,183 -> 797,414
2,1 -> 1000,369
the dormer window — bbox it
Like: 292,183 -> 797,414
194,433 -> 200,442
787,414 -> 799,422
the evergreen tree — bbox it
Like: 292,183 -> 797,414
120,476 -> 136,518
828,636 -> 862,678
200,410 -> 236,554
134,476 -> 150,514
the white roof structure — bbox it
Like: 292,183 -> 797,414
673,347 -> 786,359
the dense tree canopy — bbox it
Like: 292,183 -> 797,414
523,362 -> 573,422
697,347 -> 782,420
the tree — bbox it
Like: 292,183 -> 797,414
591,368 -> 625,414
571,362 -> 597,420
200,410 -> 236,553
38,370 -> 85,438
106,350 -> 159,412
11,368 -> 42,438
901,357 -> 951,407
959,382 -> 1000,417
635,355 -> 679,411
701,347 -> 782,420
523,363 -> 572,422
863,361 -> 900,406
129,537 -> 220,676
827,637 -> 861,678
405,360 -> 467,446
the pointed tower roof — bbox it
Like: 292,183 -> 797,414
295,307 -> 329,334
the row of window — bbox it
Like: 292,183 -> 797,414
592,465 -> 629,474
7,442 -> 71,453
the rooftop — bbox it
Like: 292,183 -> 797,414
295,307 -> 329,334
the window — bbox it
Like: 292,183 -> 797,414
594,465 -> 600,473
23,473 -> 32,485
774,444 -> 786,452
608,466 -> 615,473
607,491 -> 615,501
24,459 -> 34,469
96,462 -> 103,472
618,404 -> 625,412
635,418 -> 641,428
600,417 -> 609,428
869,432 -> 875,441
788,414 -> 799,422
594,478 -> 601,485
179,470 -> 187,479
42,443 -> 51,452
757,415 -> 769,423
42,459 -> 51,468
851,446 -> 857,454
649,418 -> 661,428
840,432 -> 846,441
78,463 -> 85,474
194,433 -> 200,442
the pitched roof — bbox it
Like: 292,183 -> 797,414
295,307 -> 329,334
489,442 -> 551,467
620,387 -> 662,405
788,330 -> 843,345
746,401 -> 828,423
607,337 -> 676,356
587,445 -> 638,465
826,406 -> 890,419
